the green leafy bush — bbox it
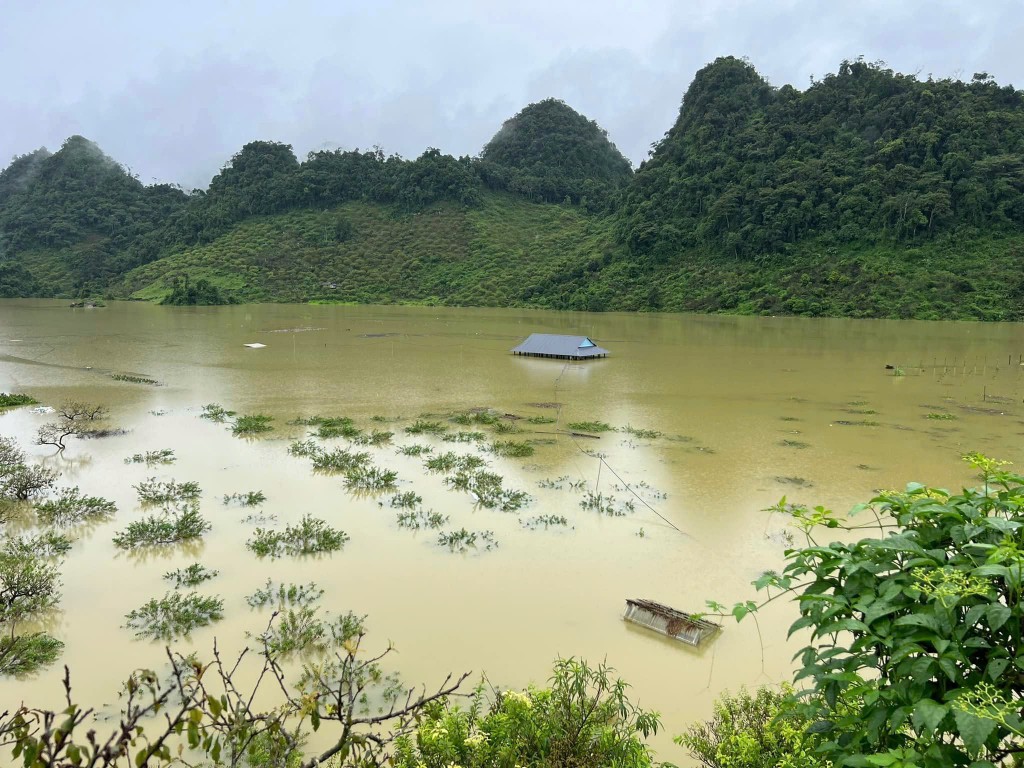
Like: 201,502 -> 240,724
246,514 -> 348,558
134,478 -> 201,505
393,658 -> 661,768
164,563 -> 219,588
0,393 -> 38,408
729,453 -> 1024,766
677,686 -> 824,768
112,506 -> 210,549
35,487 -> 116,526
123,591 -> 224,640
232,414 -> 274,436
124,448 -> 176,465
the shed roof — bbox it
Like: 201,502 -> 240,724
510,333 -> 610,358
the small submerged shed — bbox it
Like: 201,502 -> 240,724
511,333 -> 609,360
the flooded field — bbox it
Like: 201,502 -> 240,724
1,299 -> 1023,762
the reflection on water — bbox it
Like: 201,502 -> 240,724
0,299 -> 1022,760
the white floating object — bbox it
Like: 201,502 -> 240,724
243,343 -> 267,349
29,406 -> 56,414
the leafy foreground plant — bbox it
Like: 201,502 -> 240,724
0,608 -> 470,768
393,658 -> 662,768
707,452 -> 1024,767
246,514 -> 348,558
34,487 -> 116,527
678,685 -> 822,768
112,506 -> 210,549
123,591 -> 224,640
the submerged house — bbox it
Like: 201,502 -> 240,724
511,333 -> 610,360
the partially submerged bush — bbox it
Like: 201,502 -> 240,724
164,563 -> 219,588
521,514 -> 570,529
437,528 -> 498,552
0,633 -> 64,677
343,466 -> 398,493
397,443 -> 432,456
490,440 -> 535,458
567,420 -> 614,433
232,414 -> 274,436
223,490 -> 266,506
442,431 -> 485,443
0,393 -> 38,409
0,533 -> 66,676
112,506 -> 210,549
353,430 -> 393,446
124,449 -> 176,466
200,403 -> 235,422
311,447 -> 371,474
0,437 -> 57,501
35,487 -> 116,526
405,420 -> 448,436
293,415 -> 361,439
492,420 -> 521,435
580,491 -> 635,516
447,469 -> 530,511
288,438 -> 319,457
135,478 -> 201,505
123,591 -> 224,640
389,491 -> 422,508
36,402 -> 109,451
396,510 -> 449,530
424,452 -> 486,474
246,579 -> 324,609
622,424 -> 662,439
246,514 -> 348,558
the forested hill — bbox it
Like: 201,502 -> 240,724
619,56 -> 1024,261
3,59 -> 1024,320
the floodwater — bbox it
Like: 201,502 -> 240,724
1,300 -> 1022,762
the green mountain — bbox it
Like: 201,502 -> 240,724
3,60 -> 1024,319
478,98 -> 633,210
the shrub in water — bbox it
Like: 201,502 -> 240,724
123,591 -> 224,640
35,487 -> 116,526
246,514 -> 348,558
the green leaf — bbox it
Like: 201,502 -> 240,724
986,657 -> 1010,681
912,699 -> 948,734
953,709 -> 997,755
984,604 -> 1011,631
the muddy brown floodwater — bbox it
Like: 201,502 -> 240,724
1,299 -> 1022,763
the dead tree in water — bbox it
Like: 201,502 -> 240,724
36,402 -> 108,452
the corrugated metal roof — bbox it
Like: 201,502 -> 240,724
510,333 -> 610,358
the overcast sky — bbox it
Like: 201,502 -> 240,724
2,0 -> 1022,188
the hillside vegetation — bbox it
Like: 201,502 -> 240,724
3,58 -> 1024,319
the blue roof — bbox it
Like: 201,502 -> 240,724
511,333 -> 610,358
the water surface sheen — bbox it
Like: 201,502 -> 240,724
1,300 -> 1022,760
